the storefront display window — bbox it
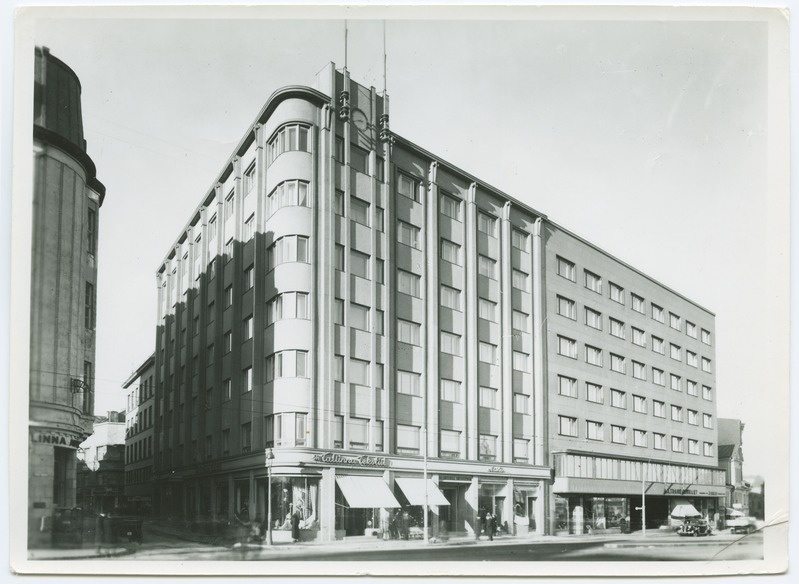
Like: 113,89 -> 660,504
266,476 -> 319,532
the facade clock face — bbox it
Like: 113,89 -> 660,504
351,109 -> 369,131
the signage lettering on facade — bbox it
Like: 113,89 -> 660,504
488,466 -> 506,473
30,432 -> 82,448
312,452 -> 390,468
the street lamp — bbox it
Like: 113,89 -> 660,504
265,448 -> 275,546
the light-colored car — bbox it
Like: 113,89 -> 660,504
726,512 -> 756,534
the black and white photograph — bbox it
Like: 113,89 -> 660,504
6,2 -> 792,579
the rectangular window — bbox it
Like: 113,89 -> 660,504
557,256 -> 575,281
243,213 -> 255,241
398,270 -> 421,297
610,353 -> 625,373
440,285 -> 461,310
84,282 -> 95,329
632,360 -> 646,380
670,374 -> 681,391
633,394 -> 646,413
397,424 -> 421,454
513,393 -> 529,413
376,259 -> 384,284
687,379 -> 698,396
477,212 -> 497,237
512,269 -> 529,291
703,385 -> 712,400
223,378 -> 232,401
397,319 -> 421,345
334,244 -> 345,272
670,343 -> 681,361
671,436 -> 683,452
478,435 -> 497,461
558,375 -> 577,398
349,358 -> 370,386
703,413 -> 713,429
557,296 -> 576,320
633,429 -> 647,447
87,208 -> 97,255
240,422 -> 252,453
701,329 -> 712,345
440,239 -> 461,264
686,350 -> 698,367
512,310 -> 529,332
243,264 -> 254,290
688,409 -> 698,425
609,282 -> 625,304
334,355 -> 344,382
397,370 -> 421,396
295,413 -> 308,446
703,442 -> 713,457
669,312 -> 681,330
671,405 -> 683,422
440,192 -> 462,221
585,345 -> 603,367
440,379 -> 462,402
224,190 -> 235,220
350,145 -> 369,175
611,389 -> 626,409
632,327 -> 646,347
558,336 -> 577,359
686,321 -> 697,338
654,433 -> 666,450
478,298 -> 497,322
350,197 -> 370,227
653,400 -> 666,418
225,237 -> 234,257
397,173 -> 421,203
512,229 -> 529,252
586,421 -> 604,441
632,293 -> 645,314
652,367 -> 665,385
242,367 -> 253,392
350,250 -> 370,280
585,307 -> 602,330
478,341 -> 497,364
243,161 -> 256,195
478,255 -> 497,279
584,270 -> 602,294
440,430 -> 461,458
701,357 -> 712,373
243,316 -> 253,341
224,285 -> 233,308
610,318 -> 625,339
397,220 -> 421,249
559,415 -> 578,437
688,439 -> 699,455
223,331 -> 232,354
334,190 -> 344,215
586,383 -> 603,404
652,336 -> 665,354
479,386 -> 498,409
651,304 -> 664,323
611,425 -> 627,444
350,303 -> 370,331
512,351 -> 529,371
440,331 -> 462,356
513,438 -> 529,462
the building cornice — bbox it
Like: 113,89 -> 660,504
33,125 -> 106,204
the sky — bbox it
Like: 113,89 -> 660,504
21,7 -> 788,482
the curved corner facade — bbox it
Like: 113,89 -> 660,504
29,46 -> 105,546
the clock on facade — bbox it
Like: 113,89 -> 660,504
351,109 -> 369,132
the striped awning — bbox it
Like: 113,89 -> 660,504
336,476 -> 401,509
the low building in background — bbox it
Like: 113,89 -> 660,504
76,412 -> 126,514
717,418 -> 750,516
123,354 -> 156,517
746,476 -> 765,521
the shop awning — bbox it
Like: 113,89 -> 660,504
395,478 -> 450,506
335,476 -> 401,509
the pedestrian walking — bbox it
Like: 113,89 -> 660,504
487,512 -> 496,541
234,502 -> 250,545
477,505 -> 487,540
400,510 -> 410,540
291,510 -> 301,542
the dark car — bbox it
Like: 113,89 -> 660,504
677,518 -> 712,537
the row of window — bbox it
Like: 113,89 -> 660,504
557,415 -> 714,455
556,256 -> 712,345
556,376 -> 713,423
124,465 -> 152,486
126,436 -> 152,464
556,297 -> 712,371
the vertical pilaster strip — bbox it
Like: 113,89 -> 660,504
500,201 -> 513,463
369,86 -> 379,451
341,69 -> 351,450
318,101 -> 334,449
253,124 -> 267,447
426,161 -> 440,459
464,183 -> 478,460
382,94 -> 394,454
531,217 -> 546,466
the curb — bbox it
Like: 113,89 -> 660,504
28,547 -> 134,561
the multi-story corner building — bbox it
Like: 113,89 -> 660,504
718,418 -> 750,515
76,412 -> 126,514
29,46 -> 105,546
123,355 -> 156,516
151,62 -> 721,542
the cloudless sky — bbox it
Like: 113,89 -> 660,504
27,8 -> 785,480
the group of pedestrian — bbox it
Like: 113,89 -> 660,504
388,509 -> 411,540
234,502 -> 302,545
476,506 -> 498,541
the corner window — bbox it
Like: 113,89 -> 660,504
267,124 -> 310,165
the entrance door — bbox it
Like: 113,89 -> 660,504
440,488 -> 460,532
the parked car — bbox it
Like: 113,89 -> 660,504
726,514 -> 757,535
677,518 -> 712,537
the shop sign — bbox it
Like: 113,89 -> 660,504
312,452 -> 390,468
30,431 -> 82,448
488,466 -> 506,474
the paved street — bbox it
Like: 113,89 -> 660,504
66,528 -> 762,563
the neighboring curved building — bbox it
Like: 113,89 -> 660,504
29,46 -> 105,547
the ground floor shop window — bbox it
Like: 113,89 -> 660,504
265,476 -> 319,532
555,495 -> 631,534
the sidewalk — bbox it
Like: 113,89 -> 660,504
27,545 -> 132,561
